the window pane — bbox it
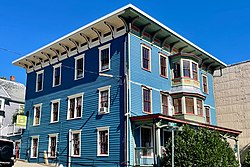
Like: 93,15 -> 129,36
173,98 -> 182,114
76,58 -> 83,78
160,56 -> 167,77
54,67 -> 60,86
100,90 -> 108,108
50,137 -> 56,157
101,48 -> 109,71
69,99 -> 75,118
76,97 -> 82,117
99,130 -> 108,154
142,47 -> 150,70
32,138 -> 38,157
192,62 -> 198,80
53,102 -> 58,122
73,133 -> 80,155
37,73 -> 43,91
173,62 -> 180,78
143,88 -> 151,113
162,94 -> 168,115
185,98 -> 194,114
35,106 -> 40,125
205,107 -> 210,123
183,60 -> 190,77
197,99 -> 203,115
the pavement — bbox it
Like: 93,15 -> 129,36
14,160 -> 56,167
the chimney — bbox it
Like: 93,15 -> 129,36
10,76 -> 15,82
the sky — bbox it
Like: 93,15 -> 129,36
0,0 -> 250,85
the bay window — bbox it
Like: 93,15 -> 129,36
185,97 -> 194,114
197,99 -> 203,116
173,98 -> 182,114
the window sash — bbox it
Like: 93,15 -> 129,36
50,137 -> 56,157
32,138 -> 38,157
173,98 -> 182,114
185,98 -> 194,114
72,133 -> 80,156
142,47 -> 150,70
100,90 -> 109,108
34,106 -> 40,125
68,96 -> 82,119
141,128 -> 152,147
161,94 -> 168,115
160,56 -> 167,77
205,107 -> 210,123
37,73 -> 43,91
173,62 -> 181,78
192,62 -> 198,80
183,60 -> 190,77
143,89 -> 151,113
197,99 -> 203,115
99,130 -> 108,154
76,58 -> 84,79
52,102 -> 59,122
203,76 -> 208,93
54,67 -> 60,86
101,48 -> 109,71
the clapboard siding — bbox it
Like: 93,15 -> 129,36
20,36 -> 125,167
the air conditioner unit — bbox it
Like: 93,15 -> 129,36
99,107 -> 108,114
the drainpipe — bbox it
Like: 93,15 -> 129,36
68,129 -> 72,167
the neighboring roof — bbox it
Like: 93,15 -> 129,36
13,4 -> 226,72
227,59 -> 250,67
130,113 -> 242,136
0,79 -> 25,103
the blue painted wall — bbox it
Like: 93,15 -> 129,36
20,36 -> 125,167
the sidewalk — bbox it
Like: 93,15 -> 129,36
14,160 -> 56,167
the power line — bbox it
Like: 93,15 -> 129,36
0,47 -> 22,55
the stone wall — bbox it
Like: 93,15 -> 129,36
214,60 -> 250,151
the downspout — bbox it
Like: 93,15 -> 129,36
68,129 -> 72,167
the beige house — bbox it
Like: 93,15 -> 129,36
214,60 -> 250,160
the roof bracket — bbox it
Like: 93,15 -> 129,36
50,48 -> 60,61
201,58 -> 209,68
79,33 -> 90,49
18,62 -> 29,69
187,50 -> 195,54
170,40 -> 180,53
69,38 -> 80,53
118,15 -> 129,33
151,29 -> 162,44
104,21 -> 115,39
207,61 -> 215,71
41,52 -> 52,64
140,23 -> 151,38
59,43 -> 70,57
25,59 -> 36,70
91,27 -> 102,44
161,35 -> 171,48
178,46 -> 188,53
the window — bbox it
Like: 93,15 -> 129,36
75,55 -> 84,80
53,64 -> 61,87
141,44 -> 151,71
183,60 -> 190,77
142,87 -> 151,113
161,94 -> 168,115
0,98 -> 5,111
67,93 -> 83,119
205,107 -> 210,123
192,62 -> 198,81
173,98 -> 182,114
71,130 -> 81,157
197,99 -> 203,116
160,54 -> 168,78
185,97 -> 194,114
36,70 -> 44,92
98,86 -> 111,114
33,104 -> 41,126
141,127 -> 152,147
173,62 -> 181,78
31,136 -> 39,158
97,127 -> 109,156
99,44 -> 111,72
48,134 -> 57,157
202,75 -> 208,94
51,99 -> 60,123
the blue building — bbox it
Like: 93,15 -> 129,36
13,4 -> 241,167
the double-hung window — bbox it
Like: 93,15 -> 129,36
197,99 -> 203,116
70,130 -> 81,157
142,87 -> 151,113
33,104 -> 42,126
53,64 -> 61,87
160,53 -> 168,78
161,94 -> 168,115
141,44 -> 151,71
51,99 -> 60,123
140,127 -> 153,157
98,86 -> 111,114
97,127 -> 109,156
173,98 -> 182,114
185,97 -> 194,114
183,60 -> 190,78
48,134 -> 57,157
192,62 -> 198,81
67,93 -> 83,119
75,55 -> 84,80
202,75 -> 208,94
173,62 -> 181,78
99,44 -> 111,72
205,107 -> 210,123
36,70 -> 44,92
31,136 -> 39,158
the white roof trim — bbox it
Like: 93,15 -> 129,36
12,4 -> 226,67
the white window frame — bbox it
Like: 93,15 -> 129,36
70,130 -> 81,157
141,44 -> 151,71
48,134 -> 58,158
181,59 -> 199,81
33,103 -> 42,126
202,74 -> 209,94
159,53 -> 168,78
30,136 -> 39,158
67,93 -> 84,120
98,85 -> 111,114
140,126 -> 153,158
50,99 -> 60,123
205,106 -> 211,123
142,86 -> 152,114
0,98 -> 5,111
53,63 -> 62,87
74,54 -> 85,80
97,126 -> 109,156
36,70 -> 44,92
99,43 -> 111,72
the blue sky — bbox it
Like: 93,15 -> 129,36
0,0 -> 250,85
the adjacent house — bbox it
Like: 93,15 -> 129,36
214,60 -> 250,162
13,4 -> 241,166
0,76 -> 25,159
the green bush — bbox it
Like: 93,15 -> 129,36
161,125 -> 238,167
242,149 -> 250,167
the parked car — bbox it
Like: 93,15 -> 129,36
0,139 -> 14,167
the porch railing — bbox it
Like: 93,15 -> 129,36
135,147 -> 154,166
